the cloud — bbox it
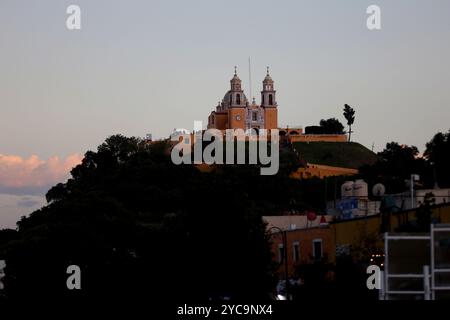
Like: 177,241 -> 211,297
0,153 -> 82,195
0,153 -> 83,228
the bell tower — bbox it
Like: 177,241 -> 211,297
229,66 -> 246,107
227,67 -> 247,130
261,67 -> 278,130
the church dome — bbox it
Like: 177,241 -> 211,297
222,90 -> 248,108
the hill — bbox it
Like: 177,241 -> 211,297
292,141 -> 379,169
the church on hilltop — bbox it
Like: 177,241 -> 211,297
207,67 -> 278,132
206,67 -> 350,144
201,66 -> 367,179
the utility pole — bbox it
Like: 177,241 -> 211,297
410,174 -> 420,209
0,260 -> 5,291
248,57 -> 252,102
283,230 -> 289,301
269,227 -> 289,300
431,162 -> 439,189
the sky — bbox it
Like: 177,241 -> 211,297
1,0 -> 450,228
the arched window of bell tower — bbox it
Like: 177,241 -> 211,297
236,94 -> 241,105
269,94 -> 273,105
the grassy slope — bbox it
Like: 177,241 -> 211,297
292,141 -> 379,169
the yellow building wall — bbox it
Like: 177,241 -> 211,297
228,108 -> 246,130
289,134 -> 347,143
264,108 -> 278,130
290,163 -> 358,179
214,113 -> 228,130
279,128 -> 304,135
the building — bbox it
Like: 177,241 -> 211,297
207,67 -> 278,132
266,203 -> 450,279
265,215 -> 334,277
326,179 -> 381,219
269,226 -> 333,277
205,67 -> 348,143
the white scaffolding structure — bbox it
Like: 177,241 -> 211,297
431,224 -> 450,299
382,224 -> 450,300
383,233 -> 431,300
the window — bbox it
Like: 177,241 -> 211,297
252,112 -> 257,121
269,94 -> 273,105
293,241 -> 300,263
278,244 -> 284,263
312,239 -> 323,260
236,94 -> 241,105
262,95 -> 265,104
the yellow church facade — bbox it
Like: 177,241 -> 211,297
207,67 -> 278,132
203,67 -> 360,180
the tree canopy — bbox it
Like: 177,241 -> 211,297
0,134 -> 327,301
359,131 -> 450,194
343,104 -> 356,142
424,130 -> 450,188
305,118 -> 345,135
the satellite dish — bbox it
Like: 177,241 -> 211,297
372,183 -> 386,197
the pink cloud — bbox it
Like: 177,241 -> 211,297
0,153 -> 83,189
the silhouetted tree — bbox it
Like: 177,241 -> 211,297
359,142 -> 426,194
424,130 -> 450,188
416,192 -> 436,232
319,118 -> 345,134
343,104 -> 355,142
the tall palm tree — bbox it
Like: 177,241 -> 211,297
343,104 -> 356,142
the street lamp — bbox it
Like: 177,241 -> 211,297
410,174 -> 420,209
269,226 -> 289,300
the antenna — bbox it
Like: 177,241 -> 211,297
248,57 -> 252,102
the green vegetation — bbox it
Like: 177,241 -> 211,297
305,118 -> 345,135
292,142 -> 379,169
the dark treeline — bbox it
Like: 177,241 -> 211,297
0,129 -> 449,301
0,135 -> 325,301
360,130 -> 450,194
